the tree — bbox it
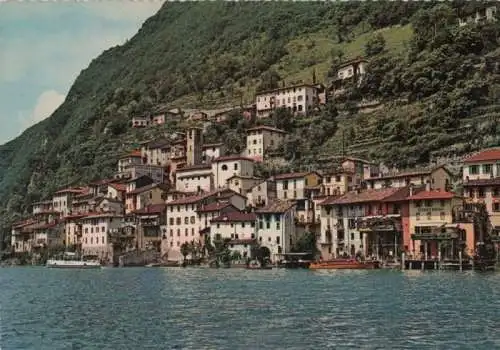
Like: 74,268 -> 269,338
213,238 -> 232,267
291,232 -> 319,258
364,33 -> 386,57
180,242 -> 191,263
271,107 -> 295,132
251,246 -> 271,267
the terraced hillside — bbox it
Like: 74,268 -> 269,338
1,1 -> 500,232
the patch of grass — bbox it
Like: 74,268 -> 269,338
277,24 -> 413,84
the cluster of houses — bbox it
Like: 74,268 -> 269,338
9,113 -> 500,264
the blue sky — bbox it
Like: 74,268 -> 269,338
0,1 -> 164,144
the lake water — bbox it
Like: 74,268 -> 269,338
1,268 -> 499,350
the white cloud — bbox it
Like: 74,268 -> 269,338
22,90 -> 65,129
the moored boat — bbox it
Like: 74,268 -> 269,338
46,252 -> 101,269
309,259 -> 380,270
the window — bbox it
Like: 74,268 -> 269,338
424,200 -> 432,207
221,164 -> 228,171
102,236 -> 104,244
184,217 -> 189,225
190,216 -> 195,224
440,212 -> 445,220
427,212 -> 432,220
439,200 -> 445,207
185,229 -> 188,237
276,222 -> 280,230
283,180 -> 288,190
234,163 -> 238,170
177,229 -> 180,237
266,222 -> 270,229
478,188 -> 485,198
483,164 -> 493,174
176,218 -> 181,225
192,228 -> 195,236
335,175 -> 341,182
493,188 -> 500,197
241,222 -> 245,228
348,219 -> 356,229
276,236 -> 280,244
169,218 -> 174,225
470,165 -> 479,175
283,192 -> 287,199
170,230 -> 173,237
350,233 -> 354,241
494,203 -> 500,212
416,213 -> 420,221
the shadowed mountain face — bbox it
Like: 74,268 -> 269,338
0,1 -> 499,227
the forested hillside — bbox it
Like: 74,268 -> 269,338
1,1 -> 500,231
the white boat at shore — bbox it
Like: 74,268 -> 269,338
46,252 -> 102,269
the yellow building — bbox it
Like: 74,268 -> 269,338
407,190 -> 473,258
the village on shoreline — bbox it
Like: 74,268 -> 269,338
5,54 -> 500,271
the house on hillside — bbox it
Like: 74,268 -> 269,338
329,57 -> 367,97
254,83 -> 324,118
245,125 -> 287,162
458,5 -> 497,26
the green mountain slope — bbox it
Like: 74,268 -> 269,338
1,1 -> 499,229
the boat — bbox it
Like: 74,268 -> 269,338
246,260 -> 272,270
46,252 -> 102,269
309,259 -> 380,270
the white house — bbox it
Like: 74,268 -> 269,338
163,188 -> 247,260
117,150 -> 143,175
175,164 -> 213,193
212,156 -> 255,189
255,200 -> 296,262
80,213 -> 123,261
210,212 -> 257,259
255,84 -> 321,118
246,179 -> 277,208
245,125 -> 286,161
52,187 -> 87,216
202,143 -> 226,163
227,175 -> 262,196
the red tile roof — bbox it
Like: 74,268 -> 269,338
197,202 -> 234,213
82,213 -> 123,219
464,149 -> 500,163
31,222 -> 59,230
365,166 -> 452,182
120,150 -> 142,159
63,214 -> 88,221
176,164 -> 212,173
246,125 -> 287,134
326,188 -> 400,205
407,190 -> 458,200
274,171 -> 321,180
109,183 -> 127,192
126,183 -> 168,195
166,188 -> 243,205
212,212 -> 257,222
256,200 -> 296,213
54,187 -> 88,195
214,155 -> 254,162
319,195 -> 343,205
133,204 -> 167,214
